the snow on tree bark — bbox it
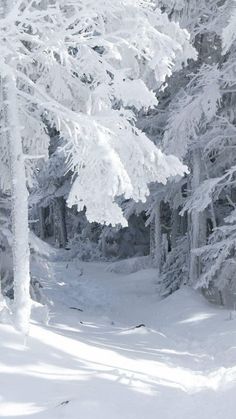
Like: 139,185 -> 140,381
154,201 -> 162,275
2,75 -> 31,333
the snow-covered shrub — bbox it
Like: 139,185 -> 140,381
0,219 -> 48,303
159,236 -> 189,297
107,256 -> 152,275
67,233 -> 102,261
194,214 -> 236,291
100,213 -> 150,260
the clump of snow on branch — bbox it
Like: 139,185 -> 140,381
163,65 -> 221,159
222,2 -> 236,53
0,0 -> 196,227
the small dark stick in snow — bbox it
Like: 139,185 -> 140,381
59,400 -> 70,406
69,307 -> 83,312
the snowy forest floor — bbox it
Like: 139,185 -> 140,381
1,248 -> 236,418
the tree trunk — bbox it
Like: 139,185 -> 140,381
38,206 -> 46,240
171,208 -> 180,249
53,197 -> 68,248
3,75 -> 31,334
154,201 -> 162,275
101,229 -> 107,259
149,219 -> 155,262
1,0 -> 31,333
189,150 -> 206,284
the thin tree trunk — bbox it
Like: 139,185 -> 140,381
101,229 -> 107,259
203,158 -> 217,230
58,197 -> 68,248
171,208 -> 180,249
149,219 -> 155,262
154,201 -> 162,275
190,152 -> 201,283
189,150 -> 206,284
38,206 -> 46,240
3,75 -> 31,333
53,197 -> 68,248
1,0 -> 31,333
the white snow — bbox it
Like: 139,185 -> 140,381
1,252 -> 236,418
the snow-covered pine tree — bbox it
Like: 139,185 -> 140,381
143,0 -> 225,293
186,1 -> 236,297
151,0 -> 236,300
0,0 -> 196,332
0,0 -> 50,333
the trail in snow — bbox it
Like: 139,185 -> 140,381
1,253 -> 236,419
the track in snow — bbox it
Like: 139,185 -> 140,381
1,256 -> 236,419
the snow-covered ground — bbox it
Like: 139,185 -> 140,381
1,253 -> 236,419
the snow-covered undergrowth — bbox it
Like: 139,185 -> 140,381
1,252 -> 236,419
106,255 -> 152,274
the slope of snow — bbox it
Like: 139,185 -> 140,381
1,252 -> 236,418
